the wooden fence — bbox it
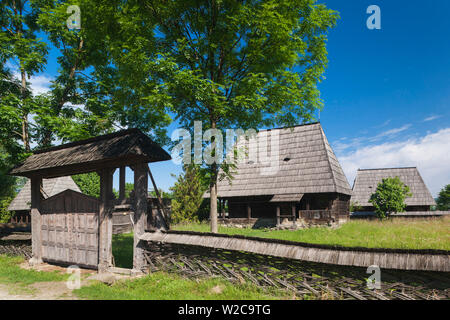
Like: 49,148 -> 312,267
139,230 -> 450,272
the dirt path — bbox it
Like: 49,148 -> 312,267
0,281 -> 79,300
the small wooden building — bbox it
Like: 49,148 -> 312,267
7,176 -> 81,224
351,167 -> 436,213
215,123 -> 352,228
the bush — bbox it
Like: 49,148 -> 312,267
436,184 -> 450,211
369,177 -> 412,219
170,165 -> 206,224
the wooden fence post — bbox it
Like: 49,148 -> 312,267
276,206 -> 281,226
98,168 -> 114,272
292,204 -> 297,226
133,162 -> 148,274
119,166 -> 126,202
30,176 -> 43,265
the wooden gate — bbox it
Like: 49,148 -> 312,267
40,190 -> 100,269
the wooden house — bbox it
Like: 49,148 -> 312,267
7,176 -> 81,223
351,167 -> 436,213
214,122 -> 352,228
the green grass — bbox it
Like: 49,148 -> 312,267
0,255 -> 69,286
74,271 -> 294,300
173,217 -> 450,250
112,233 -> 134,269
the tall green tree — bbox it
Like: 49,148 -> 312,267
436,184 -> 450,211
72,172 -> 100,198
170,164 -> 206,224
0,0 -> 47,155
369,177 -> 412,220
94,0 -> 338,232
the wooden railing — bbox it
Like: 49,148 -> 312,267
298,210 -> 332,220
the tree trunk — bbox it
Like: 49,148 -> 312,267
210,173 -> 218,233
209,119 -> 218,233
20,68 -> 30,152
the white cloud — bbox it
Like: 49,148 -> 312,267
10,69 -> 53,96
337,128 -> 450,197
370,124 -> 411,141
424,115 -> 442,122
28,74 -> 53,95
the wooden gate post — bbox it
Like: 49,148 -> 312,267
30,176 -> 43,265
119,166 -> 126,202
98,168 -> 114,272
133,162 -> 148,274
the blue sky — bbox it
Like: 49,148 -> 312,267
15,0 -> 450,196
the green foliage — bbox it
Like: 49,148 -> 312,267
170,165 -> 206,224
369,177 -> 412,220
72,172 -> 100,198
436,184 -> 450,211
149,188 -> 173,200
0,255 -> 69,286
89,0 -> 338,229
349,201 -> 362,212
0,144 -> 23,223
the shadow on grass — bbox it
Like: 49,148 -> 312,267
112,233 -> 133,269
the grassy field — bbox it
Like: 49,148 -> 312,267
173,217 -> 450,250
0,255 -> 69,286
74,271 -> 294,300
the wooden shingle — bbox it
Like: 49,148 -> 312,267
351,167 -> 436,207
215,123 -> 352,198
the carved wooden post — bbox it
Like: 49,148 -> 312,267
119,166 -> 126,202
218,199 -> 222,219
98,168 -> 114,272
247,204 -> 251,220
276,205 -> 281,226
133,163 -> 148,273
30,176 -> 43,265
221,199 -> 226,218
292,204 -> 297,226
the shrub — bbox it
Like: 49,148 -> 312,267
369,177 -> 412,219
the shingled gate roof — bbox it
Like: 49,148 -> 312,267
351,167 -> 436,207
9,129 -> 171,178
216,123 -> 352,198
7,176 -> 81,211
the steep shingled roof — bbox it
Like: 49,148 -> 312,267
7,176 -> 81,211
216,123 -> 352,198
351,167 -> 436,207
9,129 -> 171,178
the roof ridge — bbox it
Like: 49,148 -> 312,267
358,167 -> 417,171
319,126 -> 339,192
33,128 -> 140,155
258,122 -> 320,132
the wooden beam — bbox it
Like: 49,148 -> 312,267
147,165 -> 168,230
133,163 -> 148,273
292,204 -> 297,225
119,166 -> 126,202
221,199 -> 226,218
30,177 -> 43,265
98,168 -> 114,272
276,206 -> 281,226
